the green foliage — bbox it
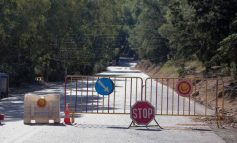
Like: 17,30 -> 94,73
1,0 -> 236,85
0,0 -> 125,84
218,32 -> 237,77
187,0 -> 237,68
128,0 -> 170,63
159,0 -> 237,76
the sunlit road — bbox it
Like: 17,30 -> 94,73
0,60 -> 225,143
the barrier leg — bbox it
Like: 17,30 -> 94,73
128,119 -> 163,129
154,119 -> 163,129
127,121 -> 135,129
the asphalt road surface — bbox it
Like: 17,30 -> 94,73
0,61 -> 225,143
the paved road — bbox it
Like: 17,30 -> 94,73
0,61 -> 225,143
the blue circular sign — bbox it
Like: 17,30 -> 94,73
95,78 -> 114,95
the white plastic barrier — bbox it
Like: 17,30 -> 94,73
24,94 -> 60,124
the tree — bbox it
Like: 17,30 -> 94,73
218,15 -> 237,78
187,0 -> 237,69
128,0 -> 169,63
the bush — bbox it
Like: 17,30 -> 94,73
177,67 -> 186,77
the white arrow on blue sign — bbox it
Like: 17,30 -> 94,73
95,78 -> 114,95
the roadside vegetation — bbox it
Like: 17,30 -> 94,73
0,0 -> 237,86
129,0 -> 237,79
0,0 -> 133,85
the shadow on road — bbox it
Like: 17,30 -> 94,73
24,123 -> 66,127
63,94 -> 118,113
107,126 -> 129,129
0,96 -> 24,122
135,128 -> 162,131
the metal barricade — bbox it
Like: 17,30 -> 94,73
64,75 -> 143,115
64,76 -> 225,127
144,78 -> 225,127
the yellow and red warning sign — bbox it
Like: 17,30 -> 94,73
176,80 -> 193,96
37,97 -> 47,108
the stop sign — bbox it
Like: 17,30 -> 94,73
130,101 -> 155,125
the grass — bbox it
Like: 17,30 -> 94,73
185,60 -> 205,72
157,60 -> 179,77
156,59 -> 204,78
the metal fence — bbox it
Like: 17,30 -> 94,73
64,75 -> 143,114
144,78 -> 224,117
64,75 -> 225,126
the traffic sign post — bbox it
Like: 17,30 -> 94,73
95,78 -> 114,95
176,80 -> 193,96
129,101 -> 163,129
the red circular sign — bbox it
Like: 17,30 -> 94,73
176,80 -> 193,96
130,101 -> 155,125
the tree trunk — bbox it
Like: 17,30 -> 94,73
43,63 -> 49,82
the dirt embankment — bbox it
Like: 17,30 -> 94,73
136,60 -> 237,127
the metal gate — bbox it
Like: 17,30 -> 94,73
144,78 -> 225,127
64,75 -> 225,126
64,75 -> 144,114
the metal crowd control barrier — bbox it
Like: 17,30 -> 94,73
64,75 -> 143,115
64,75 -> 225,127
145,78 -> 225,127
